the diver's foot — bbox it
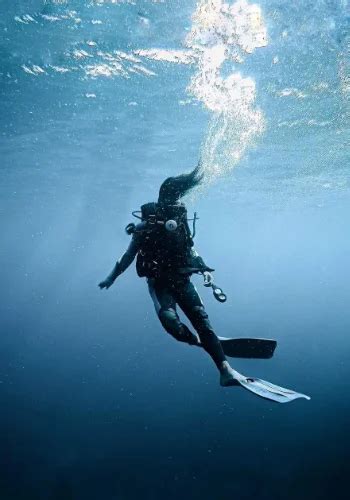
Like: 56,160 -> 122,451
219,361 -> 241,387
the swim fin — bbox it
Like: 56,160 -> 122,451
198,337 -> 277,359
218,337 -> 277,359
228,369 -> 310,403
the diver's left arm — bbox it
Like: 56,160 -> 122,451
98,234 -> 141,290
190,248 -> 214,285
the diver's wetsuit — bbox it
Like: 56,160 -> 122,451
148,274 -> 225,368
106,233 -> 226,369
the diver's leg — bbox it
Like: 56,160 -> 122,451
175,279 -> 238,384
147,278 -> 198,345
175,279 -> 225,368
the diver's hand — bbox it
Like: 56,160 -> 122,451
203,271 -> 214,287
98,278 -> 114,290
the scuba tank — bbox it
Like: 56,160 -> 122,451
129,202 -> 194,278
125,202 -> 208,278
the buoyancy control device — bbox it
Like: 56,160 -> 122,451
125,202 -> 212,277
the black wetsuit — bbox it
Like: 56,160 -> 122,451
106,232 -> 226,369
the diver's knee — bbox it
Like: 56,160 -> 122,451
192,305 -> 207,318
158,308 -> 195,344
191,305 -> 210,323
158,308 -> 180,335
190,305 -> 214,333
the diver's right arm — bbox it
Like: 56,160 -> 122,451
98,234 -> 141,289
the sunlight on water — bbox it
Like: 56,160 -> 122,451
3,0 -> 349,203
137,0 -> 268,185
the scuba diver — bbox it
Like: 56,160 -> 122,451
99,166 -> 310,404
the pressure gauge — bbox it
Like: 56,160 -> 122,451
165,219 -> 177,232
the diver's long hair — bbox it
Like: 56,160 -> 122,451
158,164 -> 203,205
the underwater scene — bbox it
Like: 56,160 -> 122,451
0,0 -> 349,498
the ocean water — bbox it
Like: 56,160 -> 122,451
0,1 -> 349,499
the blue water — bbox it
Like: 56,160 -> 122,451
1,1 -> 349,499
